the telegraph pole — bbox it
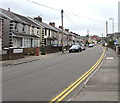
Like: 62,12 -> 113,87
106,21 -> 108,37
105,21 -> 108,46
102,33 -> 104,45
61,9 -> 64,53
87,29 -> 89,36
109,18 -> 114,39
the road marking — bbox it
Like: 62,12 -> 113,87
67,53 -> 107,102
106,57 -> 114,60
84,86 -> 118,88
49,48 -> 106,103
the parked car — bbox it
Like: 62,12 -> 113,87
80,43 -> 86,50
69,45 -> 82,53
89,43 -> 94,47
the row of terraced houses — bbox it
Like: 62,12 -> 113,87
0,8 -> 84,60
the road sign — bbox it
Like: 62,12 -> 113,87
114,40 -> 117,45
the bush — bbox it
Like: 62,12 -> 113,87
108,40 -> 114,49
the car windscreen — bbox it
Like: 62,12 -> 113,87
70,45 -> 78,49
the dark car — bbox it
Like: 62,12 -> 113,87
69,45 -> 82,53
80,43 -> 86,50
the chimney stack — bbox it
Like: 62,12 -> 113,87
65,29 -> 69,32
34,16 -> 42,22
59,26 -> 63,29
49,22 -> 55,27
8,8 -> 10,12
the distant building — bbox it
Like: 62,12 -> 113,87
91,35 -> 101,41
118,1 -> 120,32
107,33 -> 120,40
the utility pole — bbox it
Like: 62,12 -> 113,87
106,21 -> 108,37
109,18 -> 114,39
102,33 -> 104,45
105,21 -> 108,46
61,9 -> 64,53
87,29 -> 89,36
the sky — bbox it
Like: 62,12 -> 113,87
0,0 -> 120,36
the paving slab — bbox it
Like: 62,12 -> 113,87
2,51 -> 69,67
73,48 -> 118,102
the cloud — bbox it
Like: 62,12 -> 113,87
0,0 -> 119,36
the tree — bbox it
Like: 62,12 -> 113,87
108,40 -> 114,49
85,35 -> 89,38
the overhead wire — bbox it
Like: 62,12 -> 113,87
26,0 -> 60,11
25,0 -> 107,23
64,12 -> 83,30
65,11 -> 105,23
25,0 -> 119,31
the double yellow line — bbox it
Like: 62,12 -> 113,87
49,48 -> 106,103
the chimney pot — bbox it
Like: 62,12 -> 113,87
49,22 -> 55,27
8,8 -> 10,12
34,16 -> 42,22
59,26 -> 62,29
65,29 -> 69,32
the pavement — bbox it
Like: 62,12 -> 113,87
1,51 -> 69,67
1,47 -> 88,67
72,48 -> 119,102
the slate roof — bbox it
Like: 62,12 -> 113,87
42,22 -> 59,32
57,27 -> 69,35
0,8 -> 27,24
0,12 -> 11,20
54,27 -> 62,33
27,17 -> 44,28
28,17 -> 59,32
13,13 -> 39,27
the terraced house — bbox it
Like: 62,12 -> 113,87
0,8 -> 41,59
1,8 -> 84,60
49,22 -> 62,47
13,13 -> 42,55
64,29 -> 72,46
58,26 -> 69,47
41,21 -> 59,47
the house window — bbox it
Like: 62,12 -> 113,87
22,24 -> 25,32
39,28 -> 42,34
32,26 -> 34,34
37,30 -> 39,35
45,29 -> 47,35
15,23 -> 18,30
13,38 -> 17,48
32,39 -> 39,47
24,38 -> 31,48
37,27 -> 40,35
49,30 -> 50,36
30,26 -> 34,35
34,39 -> 38,47
53,32 -> 55,38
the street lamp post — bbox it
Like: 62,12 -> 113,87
109,18 -> 114,39
61,9 -> 64,53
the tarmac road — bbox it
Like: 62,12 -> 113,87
2,45 -> 103,101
